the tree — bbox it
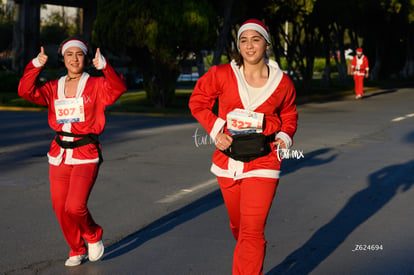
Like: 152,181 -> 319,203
397,0 -> 414,78
0,2 -> 14,53
211,0 -> 235,66
360,0 -> 410,80
265,0 -> 414,90
209,0 -> 263,66
265,0 -> 320,93
40,8 -> 77,45
93,0 -> 217,107
312,0 -> 361,86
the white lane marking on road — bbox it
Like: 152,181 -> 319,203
392,117 -> 406,122
391,113 -> 414,122
156,178 -> 217,204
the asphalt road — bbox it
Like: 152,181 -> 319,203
1,87 -> 414,274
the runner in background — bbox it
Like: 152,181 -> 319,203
351,48 -> 369,99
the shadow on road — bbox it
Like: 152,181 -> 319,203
361,89 -> 398,99
101,147 -> 337,261
267,158 -> 414,275
281,148 -> 338,176
102,189 -> 223,261
0,111 -> 195,170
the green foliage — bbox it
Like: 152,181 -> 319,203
278,57 -> 333,73
313,58 -> 329,72
40,10 -> 78,44
93,0 -> 217,107
94,0 -> 216,60
106,89 -> 192,115
408,0 -> 414,23
266,0 -> 321,92
40,24 -> 69,44
91,0 -> 414,100
204,55 -> 229,69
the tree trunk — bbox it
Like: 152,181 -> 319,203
196,50 -> 205,77
371,38 -> 384,81
144,59 -> 179,108
212,0 -> 234,65
400,25 -> 414,78
335,25 -> 348,82
321,40 -> 331,87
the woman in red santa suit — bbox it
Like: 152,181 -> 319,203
351,48 -> 369,99
18,38 -> 127,266
189,19 -> 298,274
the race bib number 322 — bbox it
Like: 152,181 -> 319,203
226,108 -> 264,135
55,97 -> 85,124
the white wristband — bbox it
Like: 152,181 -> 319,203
96,53 -> 107,70
276,131 -> 292,149
32,57 -> 43,68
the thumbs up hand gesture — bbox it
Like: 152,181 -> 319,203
36,46 -> 48,67
92,48 -> 106,70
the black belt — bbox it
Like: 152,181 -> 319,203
54,131 -> 103,164
265,132 -> 276,143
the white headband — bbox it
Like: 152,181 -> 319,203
237,23 -> 271,46
61,40 -> 88,55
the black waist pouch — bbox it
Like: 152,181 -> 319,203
221,133 -> 275,162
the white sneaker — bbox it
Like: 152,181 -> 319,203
88,240 -> 104,262
65,254 -> 86,267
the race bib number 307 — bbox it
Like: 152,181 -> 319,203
55,97 -> 85,124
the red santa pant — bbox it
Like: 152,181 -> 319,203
353,74 -> 365,96
49,162 -> 103,257
218,176 -> 278,275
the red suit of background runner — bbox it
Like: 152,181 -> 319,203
351,48 -> 369,99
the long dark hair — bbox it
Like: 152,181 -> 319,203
229,49 -> 243,67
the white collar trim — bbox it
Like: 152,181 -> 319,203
231,59 -> 283,111
57,72 -> 90,99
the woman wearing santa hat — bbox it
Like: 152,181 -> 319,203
189,19 -> 298,274
18,38 -> 127,266
351,48 -> 369,99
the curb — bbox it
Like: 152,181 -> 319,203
0,106 -> 46,112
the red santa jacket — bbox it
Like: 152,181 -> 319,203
189,60 -> 298,180
351,55 -> 369,76
18,59 -> 127,165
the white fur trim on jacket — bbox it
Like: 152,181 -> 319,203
231,59 -> 283,111
210,117 -> 226,141
276,131 -> 292,149
210,163 -> 280,180
95,52 -> 107,70
32,58 -> 42,68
